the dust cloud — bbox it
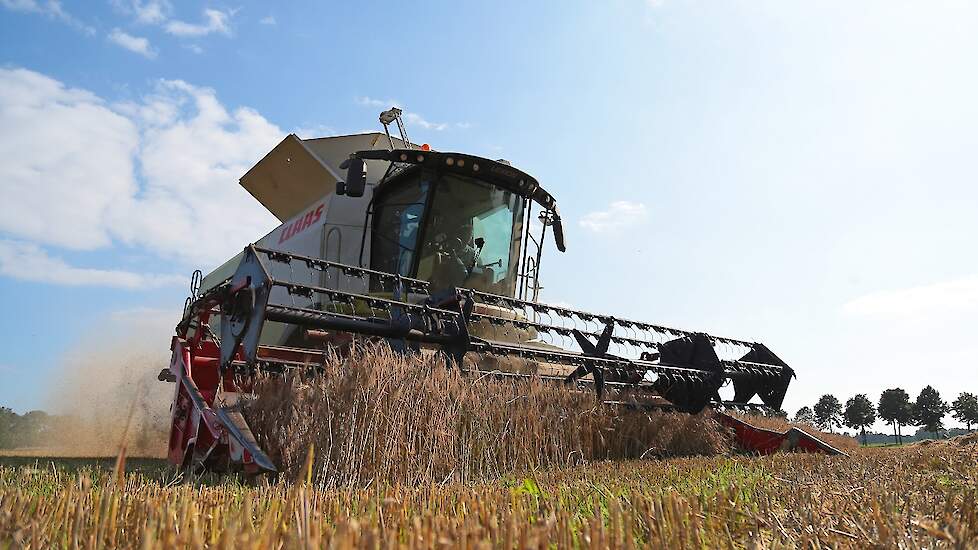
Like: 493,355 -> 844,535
42,308 -> 177,458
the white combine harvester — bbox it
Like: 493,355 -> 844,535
162,109 -> 839,474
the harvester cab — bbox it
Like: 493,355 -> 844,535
344,145 -> 564,299
165,109 -> 841,474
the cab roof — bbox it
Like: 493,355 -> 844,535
239,133 -> 565,251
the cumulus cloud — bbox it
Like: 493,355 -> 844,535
108,28 -> 156,58
579,201 -> 649,233
0,67 -> 138,250
0,240 -> 184,288
843,275 -> 978,317
164,8 -> 232,37
259,15 -> 276,25
109,79 -> 282,265
0,67 -> 282,287
0,0 -> 95,35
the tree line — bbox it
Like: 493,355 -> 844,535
792,387 -> 978,445
0,407 -> 54,449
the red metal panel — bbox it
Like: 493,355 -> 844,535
716,412 -> 845,456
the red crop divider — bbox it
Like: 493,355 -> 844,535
716,411 -> 846,456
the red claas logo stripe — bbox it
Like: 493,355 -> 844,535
278,203 -> 325,244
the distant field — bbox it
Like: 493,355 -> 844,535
1,442 -> 975,549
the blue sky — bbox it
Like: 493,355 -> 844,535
1,1 -> 976,430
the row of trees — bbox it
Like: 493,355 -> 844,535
0,407 -> 52,448
793,388 -> 978,445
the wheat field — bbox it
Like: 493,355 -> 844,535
1,346 -> 974,548
1,441 -> 976,548
242,345 -> 731,485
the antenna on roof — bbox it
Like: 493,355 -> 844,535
379,107 -> 412,150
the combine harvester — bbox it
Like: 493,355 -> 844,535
162,108 -> 843,474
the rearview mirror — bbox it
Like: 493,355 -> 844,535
338,158 -> 367,197
551,208 -> 566,252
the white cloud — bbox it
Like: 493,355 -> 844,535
355,95 -> 398,108
111,0 -> 171,24
0,67 -> 281,282
0,240 -> 184,288
579,201 -> 649,233
111,1 -> 233,51
403,112 -> 448,131
1,0 -> 95,35
842,276 -> 978,317
165,8 -> 231,37
110,79 -> 282,265
0,67 -> 139,250
259,15 -> 276,25
133,0 -> 169,24
108,28 -> 156,58
355,96 -> 451,131
294,124 -> 336,139
0,0 -> 38,9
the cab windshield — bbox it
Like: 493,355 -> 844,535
370,172 -> 524,295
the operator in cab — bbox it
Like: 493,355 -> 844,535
423,216 -> 487,291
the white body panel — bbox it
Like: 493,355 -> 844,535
200,132 -> 412,295
199,133 -> 416,348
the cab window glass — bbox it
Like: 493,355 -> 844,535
370,179 -> 430,279
416,174 -> 523,295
